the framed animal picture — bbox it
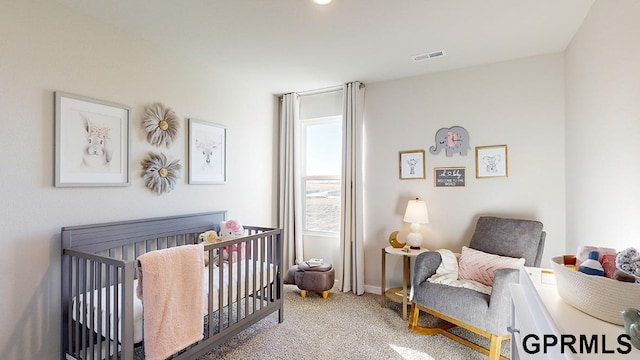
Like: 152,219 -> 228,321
188,118 -> 226,184
475,145 -> 508,178
54,92 -> 131,187
399,149 -> 425,180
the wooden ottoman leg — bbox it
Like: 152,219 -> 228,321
300,290 -> 307,298
321,290 -> 329,299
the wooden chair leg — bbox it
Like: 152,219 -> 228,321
321,290 -> 329,299
488,334 -> 507,360
300,290 -> 307,298
408,303 -> 420,329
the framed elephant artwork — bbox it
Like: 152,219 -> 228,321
399,150 -> 425,180
476,145 -> 508,178
429,126 -> 470,157
54,92 -> 131,187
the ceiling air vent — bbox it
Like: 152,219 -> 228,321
412,50 -> 446,62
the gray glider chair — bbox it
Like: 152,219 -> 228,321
409,216 -> 545,360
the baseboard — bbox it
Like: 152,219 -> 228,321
364,284 -> 382,295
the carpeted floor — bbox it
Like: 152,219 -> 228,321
193,285 -> 510,359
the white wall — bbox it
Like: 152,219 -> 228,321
0,2 -> 275,359
565,1 -> 640,254
364,54 -> 566,291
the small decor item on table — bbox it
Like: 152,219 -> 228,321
307,258 -> 323,267
622,308 -> 640,350
578,251 -> 605,276
141,152 -> 181,195
388,230 -> 405,248
143,103 -> 179,147
403,198 -> 429,249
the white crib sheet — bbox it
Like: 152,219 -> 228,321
72,260 -> 276,343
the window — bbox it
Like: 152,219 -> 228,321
301,116 -> 342,234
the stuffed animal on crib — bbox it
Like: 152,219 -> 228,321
199,230 -> 221,244
616,247 -> 640,283
198,230 -> 225,266
219,220 -> 246,262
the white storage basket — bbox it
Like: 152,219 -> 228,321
550,256 -> 640,325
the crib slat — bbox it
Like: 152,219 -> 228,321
218,252 -> 224,333
252,238 -> 258,312
121,261 -> 135,360
88,261 -> 95,357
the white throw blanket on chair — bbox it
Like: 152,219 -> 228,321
425,249 -> 492,295
137,244 -> 204,360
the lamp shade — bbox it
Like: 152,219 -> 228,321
403,198 -> 429,224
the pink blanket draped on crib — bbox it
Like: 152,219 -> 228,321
136,244 -> 204,360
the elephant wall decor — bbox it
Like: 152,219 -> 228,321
429,126 -> 470,157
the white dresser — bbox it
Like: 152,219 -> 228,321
509,267 -> 639,360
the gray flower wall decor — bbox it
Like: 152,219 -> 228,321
143,103 -> 180,147
141,152 -> 182,195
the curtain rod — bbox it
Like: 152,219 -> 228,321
279,82 -> 365,99
296,85 -> 344,96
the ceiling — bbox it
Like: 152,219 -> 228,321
58,0 -> 594,94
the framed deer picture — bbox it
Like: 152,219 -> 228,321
54,92 -> 131,187
188,118 -> 226,184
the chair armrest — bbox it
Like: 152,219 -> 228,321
411,251 -> 442,289
486,267 -> 520,334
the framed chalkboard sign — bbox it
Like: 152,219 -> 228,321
434,167 -> 466,187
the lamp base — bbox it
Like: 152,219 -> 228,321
406,223 -> 423,249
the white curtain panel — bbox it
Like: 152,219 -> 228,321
339,82 -> 366,295
278,93 -> 303,270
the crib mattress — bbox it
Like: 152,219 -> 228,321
72,260 -> 276,343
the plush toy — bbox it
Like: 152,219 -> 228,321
199,230 -> 221,244
198,230 -> 224,266
616,247 -> 640,283
219,220 -> 244,240
219,220 -> 246,262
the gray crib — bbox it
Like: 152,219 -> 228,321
61,211 -> 283,359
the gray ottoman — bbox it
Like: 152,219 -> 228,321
284,262 -> 335,299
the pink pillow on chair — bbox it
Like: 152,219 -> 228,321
458,246 -> 525,286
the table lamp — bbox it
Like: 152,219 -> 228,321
403,198 -> 429,249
